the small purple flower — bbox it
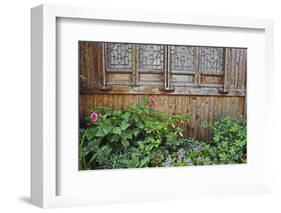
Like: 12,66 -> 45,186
178,153 -> 184,159
194,145 -> 201,151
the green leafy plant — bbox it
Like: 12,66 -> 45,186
170,116 -> 247,166
79,97 -> 190,170
204,115 -> 247,164
80,96 -> 246,170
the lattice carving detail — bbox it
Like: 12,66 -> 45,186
171,46 -> 195,71
106,43 -> 132,69
200,47 -> 224,73
138,45 -> 164,70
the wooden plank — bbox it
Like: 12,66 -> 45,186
168,95 -> 176,115
102,94 -> 109,107
183,95 -> 190,137
79,42 -> 87,89
90,42 -> 100,86
139,73 -> 163,82
223,48 -> 230,91
202,97 -> 210,140
81,87 -> 246,97
160,95 -> 169,113
190,96 -> 197,137
201,75 -> 223,85
175,95 -> 183,132
172,74 -> 194,84
238,49 -> 247,89
164,46 -> 169,88
194,47 -> 200,87
93,94 -> 101,108
235,49 -> 240,88
108,73 -> 131,82
206,96 -> 213,141
229,48 -> 235,88
132,44 -> 137,86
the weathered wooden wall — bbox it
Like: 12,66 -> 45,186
80,94 -> 245,141
79,42 -> 247,141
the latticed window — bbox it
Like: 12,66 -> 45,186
103,42 -> 226,90
79,41 -> 249,96
200,47 -> 224,74
170,46 -> 195,72
106,43 -> 133,70
138,44 -> 165,70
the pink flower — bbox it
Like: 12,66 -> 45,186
90,112 -> 99,122
148,97 -> 157,108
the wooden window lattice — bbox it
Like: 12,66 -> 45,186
106,43 -> 133,69
138,44 -> 165,70
103,43 -> 226,89
170,46 -> 195,72
200,47 -> 224,73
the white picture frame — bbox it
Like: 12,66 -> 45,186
31,4 -> 274,208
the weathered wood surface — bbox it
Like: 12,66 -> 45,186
81,86 -> 246,96
79,41 -> 102,89
80,94 -> 245,141
225,48 -> 247,90
79,43 -> 247,96
79,42 -> 247,141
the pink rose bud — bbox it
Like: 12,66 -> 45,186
90,112 -> 99,122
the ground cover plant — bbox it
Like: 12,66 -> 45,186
79,97 -> 247,170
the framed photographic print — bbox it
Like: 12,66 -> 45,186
31,4 -> 274,208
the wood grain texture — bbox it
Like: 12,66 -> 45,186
79,41 -> 103,89
80,94 -> 245,141
201,75 -> 224,85
79,42 -> 247,141
226,48 -> 247,90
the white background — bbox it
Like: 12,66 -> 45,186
57,17 -> 267,198
0,0 -> 281,212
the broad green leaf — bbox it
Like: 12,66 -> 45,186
113,127 -> 122,135
121,132 -> 133,140
136,122 -> 144,129
131,128 -> 140,137
121,139 -> 129,148
85,128 -> 95,140
137,141 -> 144,150
108,134 -> 120,143
140,157 -> 150,167
123,112 -> 131,120
89,139 -> 101,147
121,121 -> 130,131
102,127 -> 110,135
95,127 -> 106,137
131,153 -> 140,166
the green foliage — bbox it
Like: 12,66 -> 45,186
80,97 -> 246,170
79,97 -> 190,170
171,116 -> 247,167
205,115 -> 247,164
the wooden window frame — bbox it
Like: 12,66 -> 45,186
90,43 -> 245,97
104,43 -> 166,88
197,47 -> 226,90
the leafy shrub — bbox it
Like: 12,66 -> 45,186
79,97 -> 189,170
80,97 -> 246,169
205,116 -> 247,164
169,116 -> 247,166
